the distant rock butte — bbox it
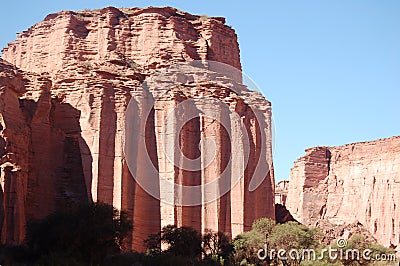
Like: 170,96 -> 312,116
286,136 -> 400,250
0,7 -> 275,251
275,180 -> 289,205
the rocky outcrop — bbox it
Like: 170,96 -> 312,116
275,180 -> 289,205
286,136 -> 400,250
316,220 -> 377,246
274,181 -> 296,223
275,203 -> 297,224
0,7 -> 274,251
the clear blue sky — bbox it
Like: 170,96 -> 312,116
1,0 -> 399,181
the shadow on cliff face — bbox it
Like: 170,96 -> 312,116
275,203 -> 298,224
55,102 -> 93,207
0,85 -> 93,243
46,98 -> 93,209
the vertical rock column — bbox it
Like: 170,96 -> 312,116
252,104 -> 275,223
96,84 -> 117,203
229,109 -> 245,237
129,90 -> 161,251
1,166 -> 23,244
178,115 -> 202,233
112,89 -> 132,210
199,98 -> 231,234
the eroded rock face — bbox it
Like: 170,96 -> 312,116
286,136 -> 400,249
0,7 -> 274,250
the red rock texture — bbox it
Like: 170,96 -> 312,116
286,136 -> 400,250
0,7 -> 275,250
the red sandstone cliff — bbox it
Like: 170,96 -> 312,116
0,7 -> 274,250
286,136 -> 400,250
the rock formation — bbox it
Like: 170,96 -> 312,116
275,180 -> 289,205
0,7 -> 275,250
286,136 -> 400,250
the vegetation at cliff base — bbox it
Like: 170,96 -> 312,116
0,202 -> 131,265
0,212 -> 395,266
